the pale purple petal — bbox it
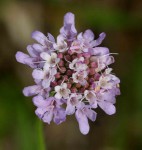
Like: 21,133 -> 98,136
53,108 -> 66,124
32,31 -> 47,45
23,85 -> 41,97
60,12 -> 77,41
90,47 -> 109,56
32,69 -> 44,80
112,88 -> 121,96
85,108 -> 97,122
15,51 -> 30,64
27,45 -> 38,57
75,109 -> 90,135
77,32 -> 83,40
102,91 -> 116,104
64,12 -> 75,25
15,51 -> 37,68
83,29 -> 94,42
35,108 -> 45,118
42,111 -> 53,124
32,44 -> 44,52
42,79 -> 51,89
98,101 -> 116,115
91,32 -> 106,47
55,93 -> 62,99
48,33 -> 55,43
32,95 -> 49,107
66,103 -> 75,115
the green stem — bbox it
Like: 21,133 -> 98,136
36,119 -> 46,150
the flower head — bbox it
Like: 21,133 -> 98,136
15,12 -> 120,135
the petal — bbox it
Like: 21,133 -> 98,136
35,108 -> 45,118
66,103 -> 75,115
113,88 -> 121,96
32,44 -> 44,52
62,83 -> 67,89
32,95 -> 48,107
111,75 -> 120,84
98,101 -> 116,115
105,56 -> 115,66
42,111 -> 53,124
32,69 -> 44,80
60,12 -> 77,41
51,52 -> 57,59
101,90 -> 117,104
85,109 -> 97,122
50,68 -> 57,75
32,31 -> 47,45
42,79 -> 51,88
57,35 -> 64,43
47,33 -> 55,43
23,85 -> 41,97
91,32 -> 106,47
55,86 -> 61,92
40,52 -> 51,61
15,51 -> 30,64
75,109 -> 90,135
90,47 -> 109,56
55,93 -> 62,99
27,45 -> 38,57
53,43 -> 58,50
77,32 -> 83,40
83,29 -> 94,41
71,24 -> 77,34
53,108 -> 66,124
63,90 -> 70,99
64,12 -> 75,25
43,63 -> 50,71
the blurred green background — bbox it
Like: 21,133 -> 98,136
0,0 -> 142,150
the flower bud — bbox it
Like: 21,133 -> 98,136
57,53 -> 63,58
67,83 -> 72,88
76,83 -> 81,88
83,52 -> 90,58
60,67 -> 66,73
71,87 -> 77,93
51,81 -> 58,87
66,70 -> 73,76
77,53 -> 83,58
58,60 -> 64,66
89,68 -> 96,75
89,78 -> 95,83
63,75 -> 68,81
79,87 -> 85,93
57,80 -> 62,85
72,55 -> 77,60
84,59 -> 89,65
64,55 -> 71,61
55,72 -> 61,79
90,62 -> 97,68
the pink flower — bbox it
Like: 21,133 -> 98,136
15,12 -> 120,135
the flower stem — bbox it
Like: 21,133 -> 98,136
36,119 -> 46,150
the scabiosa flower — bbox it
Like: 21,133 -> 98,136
15,12 -> 120,135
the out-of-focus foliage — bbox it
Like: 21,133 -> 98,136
0,0 -> 142,150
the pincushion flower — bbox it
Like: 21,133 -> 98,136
15,12 -> 120,135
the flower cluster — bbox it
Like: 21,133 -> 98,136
15,12 -> 120,135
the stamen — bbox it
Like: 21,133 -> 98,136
80,96 -> 85,102
98,53 -> 118,58
33,60 -> 46,64
64,56 -> 71,63
57,63 -> 63,71
61,77 -> 66,85
46,38 -> 54,44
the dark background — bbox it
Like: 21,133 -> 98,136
0,0 -> 142,150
